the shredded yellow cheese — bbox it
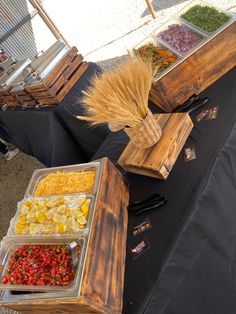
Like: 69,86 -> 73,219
34,170 -> 96,197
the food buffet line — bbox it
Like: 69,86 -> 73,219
0,158 -> 129,313
0,1 -> 236,313
130,0 -> 236,112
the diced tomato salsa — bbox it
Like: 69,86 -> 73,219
2,244 -> 80,286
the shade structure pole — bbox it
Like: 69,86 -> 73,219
145,0 -> 156,19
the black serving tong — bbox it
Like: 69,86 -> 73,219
173,95 -> 209,114
128,193 -> 167,215
186,97 -> 209,113
173,94 -> 200,113
134,199 -> 167,216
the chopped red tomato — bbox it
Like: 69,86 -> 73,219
2,244 -> 80,286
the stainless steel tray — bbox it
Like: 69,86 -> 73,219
152,16 -> 235,82
0,59 -> 31,88
129,35 -> 182,80
25,161 -> 101,198
152,18 -> 207,56
0,236 -> 86,293
7,194 -> 95,237
177,0 -> 234,35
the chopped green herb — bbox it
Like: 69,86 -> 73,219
181,5 -> 230,32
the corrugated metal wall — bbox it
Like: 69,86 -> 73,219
0,0 -> 37,60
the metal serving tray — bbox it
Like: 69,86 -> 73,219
149,14 -> 235,82
129,35 -> 182,80
0,287 -> 80,302
7,194 -> 95,237
130,35 -> 183,58
152,18 -> 207,56
177,0 -> 234,36
25,161 -> 101,198
0,59 -> 31,88
0,236 -> 86,293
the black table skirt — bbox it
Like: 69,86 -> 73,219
0,62 -> 109,166
93,66 -> 236,314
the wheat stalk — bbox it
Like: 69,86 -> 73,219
77,57 -> 153,128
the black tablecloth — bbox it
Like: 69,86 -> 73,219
93,67 -> 236,314
0,62 -> 109,166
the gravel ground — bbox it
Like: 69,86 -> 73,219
0,0 -> 235,312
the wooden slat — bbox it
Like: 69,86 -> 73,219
50,54 -> 83,94
119,113 -> 193,179
80,158 -> 129,313
4,100 -> 20,108
42,47 -> 79,87
30,61 -> 88,104
10,85 -> 27,96
25,84 -> 50,93
57,62 -> 88,102
149,21 -> 236,112
16,95 -> 34,102
31,90 -> 56,100
0,96 -> 4,105
37,97 -> 59,105
24,48 -> 78,94
0,86 -> 12,96
3,95 -> 16,102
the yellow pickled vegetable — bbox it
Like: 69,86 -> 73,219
36,212 -> 47,223
15,223 -> 26,234
15,195 -> 90,235
57,223 -> 66,233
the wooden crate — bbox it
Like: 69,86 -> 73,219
149,21 -> 236,112
118,113 -> 193,179
26,48 -> 88,105
0,86 -> 21,107
1,158 -> 129,314
7,47 -> 88,107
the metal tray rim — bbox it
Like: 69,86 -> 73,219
176,0 -> 234,35
24,161 -> 101,198
0,236 -> 86,293
127,35 -> 183,80
152,17 -> 208,56
152,17 -> 235,82
7,193 -> 95,238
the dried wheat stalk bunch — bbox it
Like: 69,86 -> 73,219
77,57 -> 153,129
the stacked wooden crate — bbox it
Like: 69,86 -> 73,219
0,47 -> 88,108
25,47 -> 88,105
0,86 -> 20,107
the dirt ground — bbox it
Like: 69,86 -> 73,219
0,152 -> 43,240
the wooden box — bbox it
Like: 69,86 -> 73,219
0,158 -> 129,314
118,113 -> 193,179
149,21 -> 236,112
6,47 -> 88,108
25,48 -> 88,105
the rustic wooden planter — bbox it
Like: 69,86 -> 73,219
0,158 -> 129,314
119,113 -> 193,179
149,21 -> 236,112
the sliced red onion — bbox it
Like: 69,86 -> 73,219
157,24 -> 202,54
